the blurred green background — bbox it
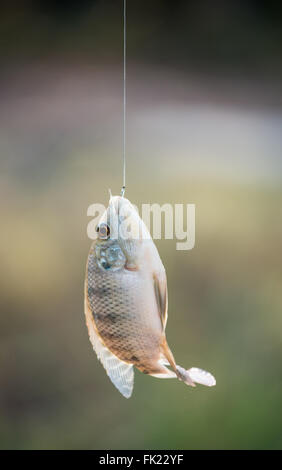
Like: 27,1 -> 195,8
0,0 -> 282,450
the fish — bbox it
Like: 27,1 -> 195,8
85,195 -> 216,398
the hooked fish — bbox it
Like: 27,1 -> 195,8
85,195 -> 216,398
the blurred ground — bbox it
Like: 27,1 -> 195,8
0,0 -> 282,450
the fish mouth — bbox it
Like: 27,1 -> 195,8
96,195 -> 126,236
109,195 -> 132,216
94,195 -> 134,246
108,195 -> 137,229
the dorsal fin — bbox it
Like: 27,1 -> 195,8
85,293 -> 134,398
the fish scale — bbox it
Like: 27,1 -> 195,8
87,247 -> 162,366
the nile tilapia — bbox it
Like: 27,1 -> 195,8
85,195 -> 215,398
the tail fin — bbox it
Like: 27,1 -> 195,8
161,339 -> 216,388
176,365 -> 216,387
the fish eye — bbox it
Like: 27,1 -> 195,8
98,223 -> 110,239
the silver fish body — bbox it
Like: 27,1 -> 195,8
85,195 -> 215,398
87,242 -> 163,369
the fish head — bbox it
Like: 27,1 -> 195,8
96,195 -> 150,270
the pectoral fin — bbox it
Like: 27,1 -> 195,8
153,270 -> 168,330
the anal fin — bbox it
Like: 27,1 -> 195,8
150,367 -> 177,379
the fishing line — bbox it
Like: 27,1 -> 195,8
121,0 -> 126,197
